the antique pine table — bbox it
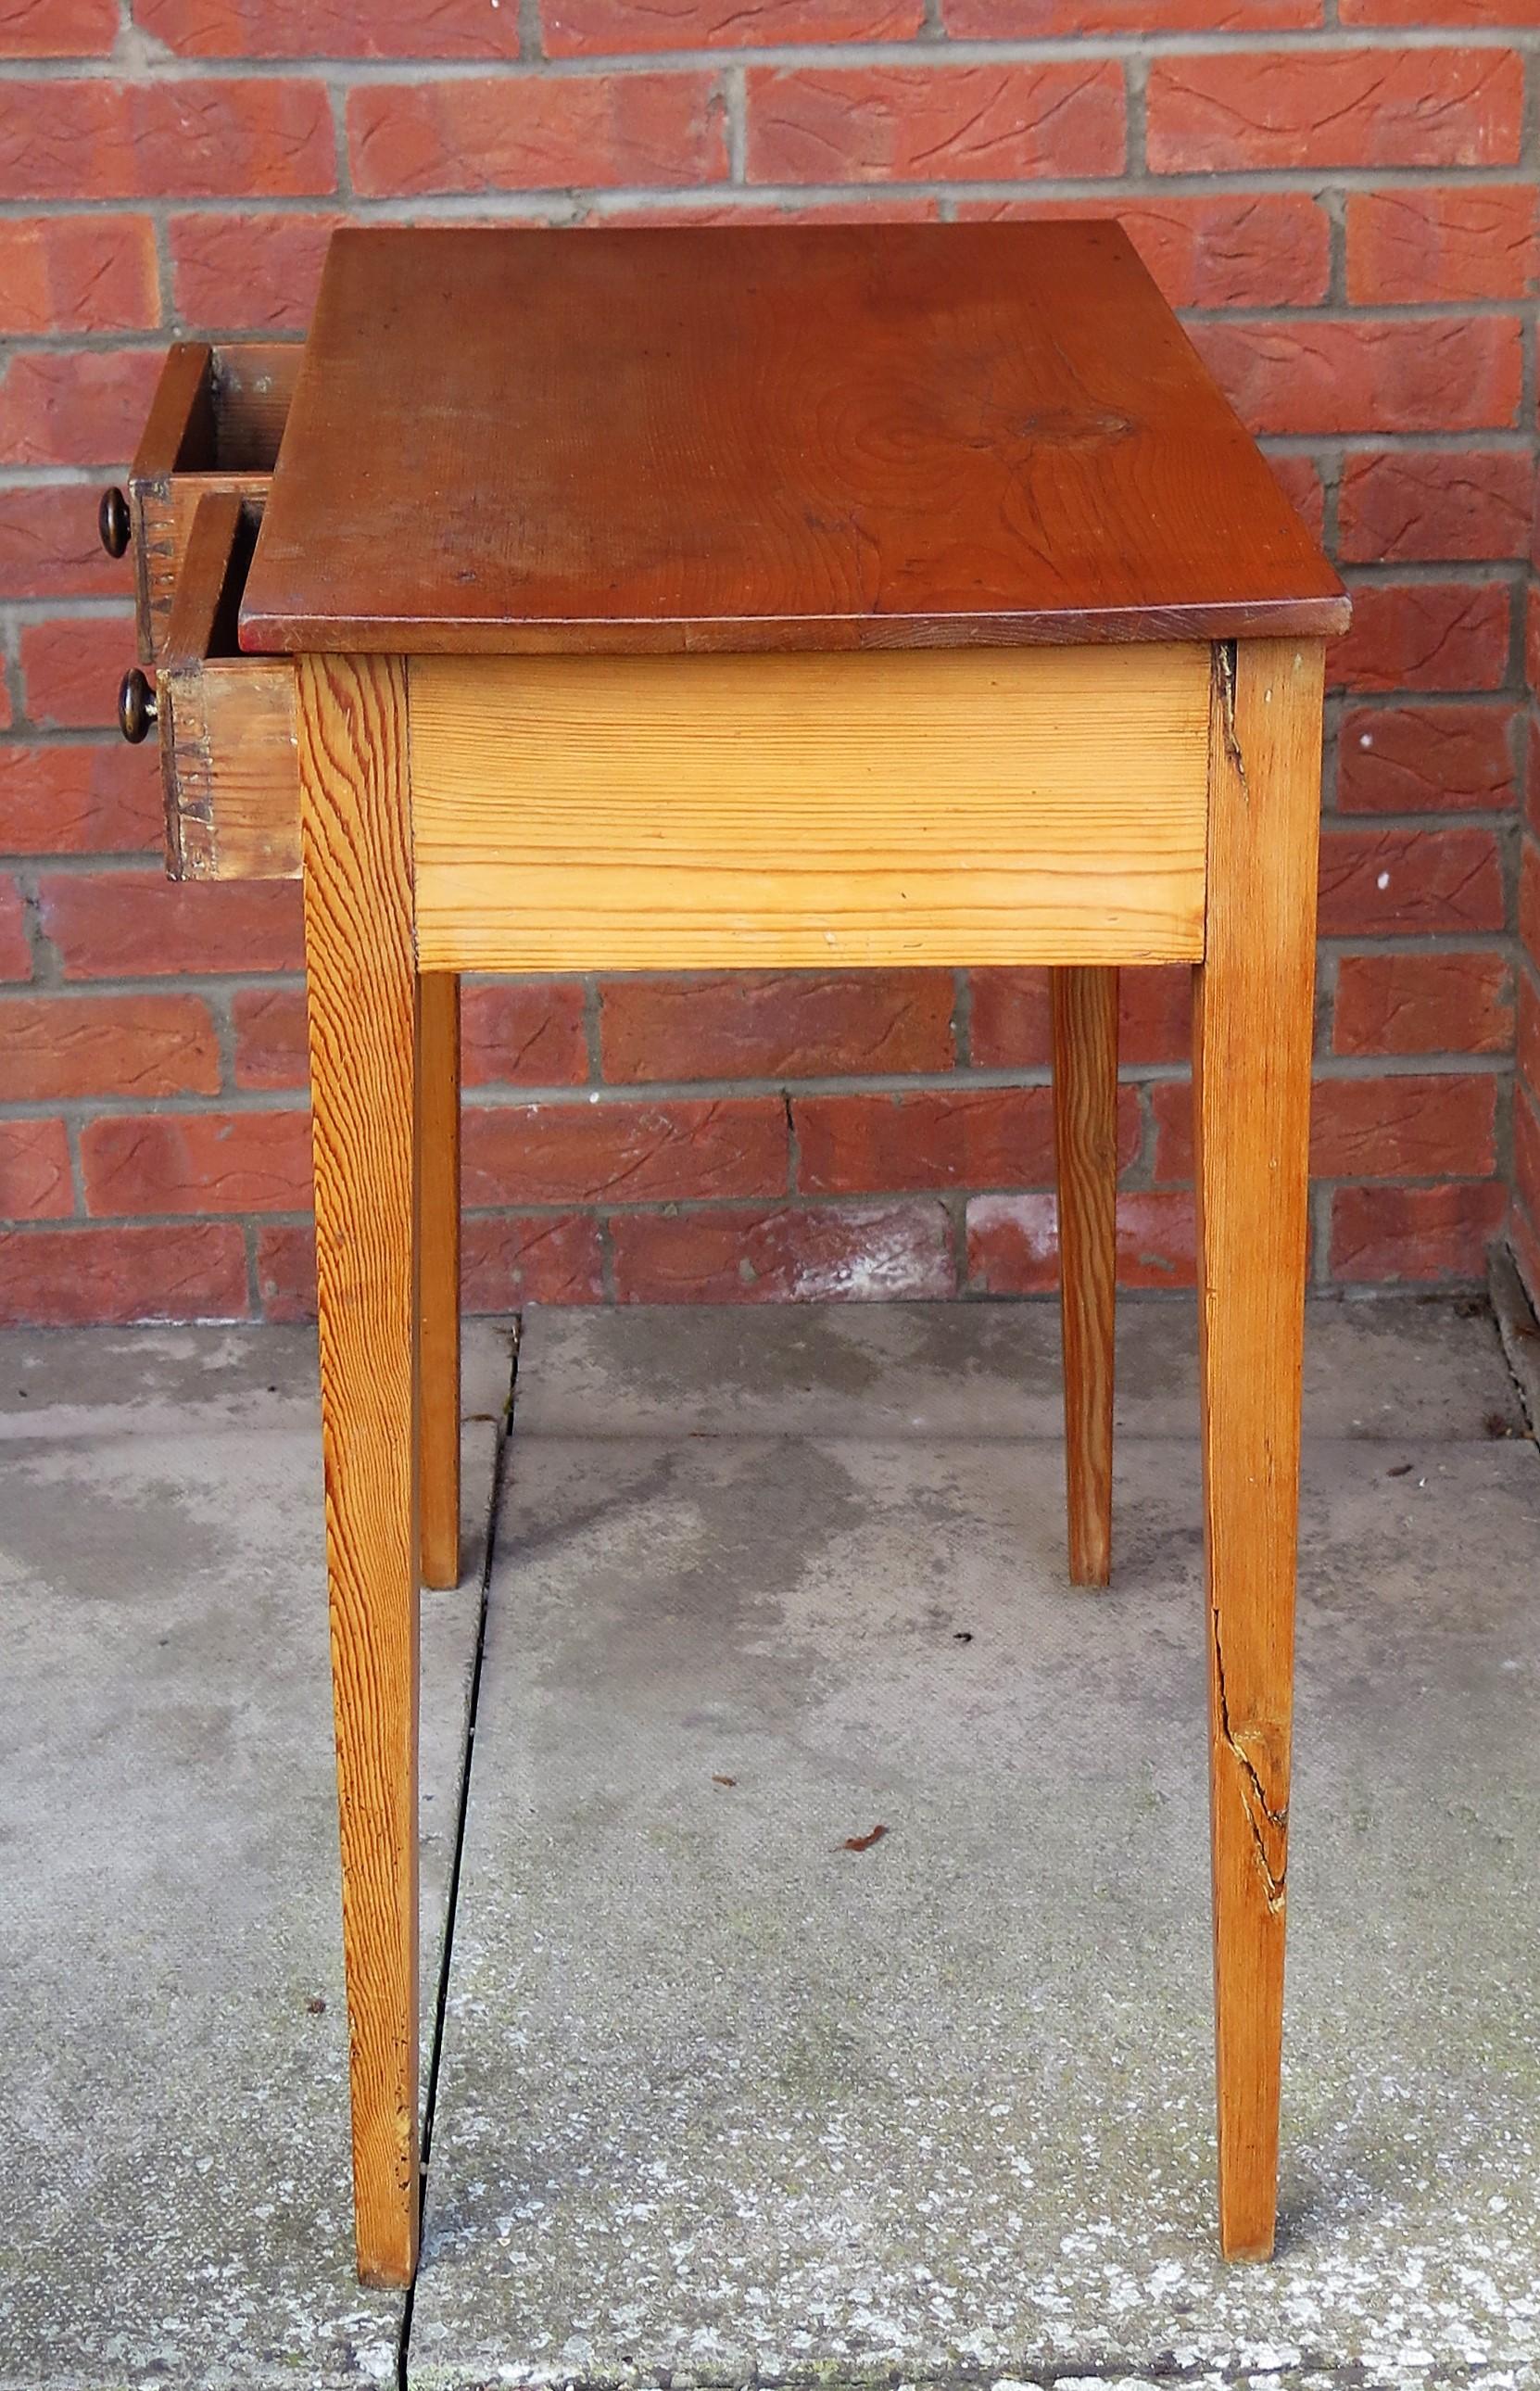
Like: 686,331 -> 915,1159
107,221 -> 1348,2288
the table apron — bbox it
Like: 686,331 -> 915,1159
406,643 -> 1213,975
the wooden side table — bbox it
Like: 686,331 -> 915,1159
109,222 -> 1348,2289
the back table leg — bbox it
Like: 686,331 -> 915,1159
1052,966 -> 1118,1587
418,972 -> 461,1592
1194,638 -> 1324,2262
298,653 -> 423,2289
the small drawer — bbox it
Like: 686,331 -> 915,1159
155,490 -> 300,882
110,341 -> 302,665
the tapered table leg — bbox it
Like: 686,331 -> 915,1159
1052,965 -> 1118,1587
419,971 -> 461,1592
298,652 -> 422,2289
1194,638 -> 1324,2262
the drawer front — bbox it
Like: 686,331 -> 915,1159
158,491 -> 299,881
408,643 -> 1211,972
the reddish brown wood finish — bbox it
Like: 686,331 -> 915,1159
1052,966 -> 1118,1588
240,223 -> 1346,658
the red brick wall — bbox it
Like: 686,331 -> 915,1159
1,3 -> 1534,1322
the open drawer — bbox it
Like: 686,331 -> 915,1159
152,490 -> 300,881
102,340 -> 302,666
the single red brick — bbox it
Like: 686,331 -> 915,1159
1341,0 -> 1540,23
1339,450 -> 1534,565
0,0 -> 116,52
1119,968 -> 1194,1064
0,1221 -> 249,1323
38,871 -> 304,979
1147,47 -> 1522,173
348,73 -> 726,195
968,965 -> 1191,1069
1529,719 -> 1540,835
1332,952 -> 1512,1058
746,62 -> 1126,183
0,993 -> 221,1100
966,1190 -> 1196,1293
967,969 -> 1052,1069
462,1096 -> 786,1205
1515,1100 -> 1540,1262
948,0 -> 1319,25
546,0 -> 921,54
169,211 -> 336,334
1329,1181 -> 1505,1284
1521,838 -> 1540,963
0,217 -> 158,335
232,986 -> 307,1090
952,195 -> 1330,310
0,740 -> 161,854
462,980 -> 589,1088
1332,582 -> 1510,695
19,614 -> 133,731
137,0 -> 518,55
461,1213 -> 607,1307
1148,1076 -> 1492,1183
1337,703 -> 1518,813
1318,827 -> 1506,935
0,79 -> 336,200
0,348 -> 165,467
1312,1073 -> 1497,1179
965,1191 -> 1057,1293
1345,185 -> 1535,305
612,1198 -> 954,1301
795,1085 -> 1061,1193
257,1213 -> 608,1318
1529,582 -> 1540,699
253,1222 -> 316,1322
1517,968 -> 1540,1103
1193,317 -> 1522,437
81,1108 -> 312,1217
600,969 -> 953,1082
0,485 -> 141,599
1266,452 -> 1326,541
0,1119 -> 72,1221
1512,1200 -> 1540,1311
0,877 -> 31,980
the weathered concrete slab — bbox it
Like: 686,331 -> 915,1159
414,1301 -> 1540,2389
512,1296 -> 1524,1447
0,1322 -> 511,2391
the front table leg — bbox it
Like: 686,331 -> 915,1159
1194,638 -> 1323,2261
1052,966 -> 1118,1587
298,653 -> 423,2288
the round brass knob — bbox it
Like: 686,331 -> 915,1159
98,487 -> 131,560
118,666 -> 158,744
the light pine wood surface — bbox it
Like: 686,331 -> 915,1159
1052,966 -> 1119,1588
418,971 -> 461,1594
1194,638 -> 1324,2262
409,645 -> 1210,972
297,652 -> 423,2289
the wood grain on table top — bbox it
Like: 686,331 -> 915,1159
238,221 -> 1348,658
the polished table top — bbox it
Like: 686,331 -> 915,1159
238,221 -> 1347,661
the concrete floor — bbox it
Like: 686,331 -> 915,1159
2,1299 -> 1538,2391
